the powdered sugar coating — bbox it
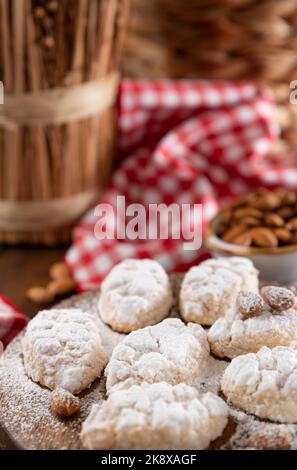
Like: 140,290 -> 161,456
208,306 -> 297,359
81,382 -> 228,450
261,286 -> 295,311
105,318 -> 209,393
22,308 -> 108,394
3,285 -> 297,450
99,259 -> 173,333
51,388 -> 80,418
237,292 -> 268,318
0,284 -> 297,450
180,257 -> 259,326
222,347 -> 297,423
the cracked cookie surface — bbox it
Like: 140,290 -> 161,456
81,382 -> 228,450
208,305 -> 297,359
180,257 -> 258,326
105,318 -> 209,393
221,346 -> 297,423
99,259 -> 173,333
22,308 -> 108,394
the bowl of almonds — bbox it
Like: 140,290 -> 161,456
205,188 -> 297,283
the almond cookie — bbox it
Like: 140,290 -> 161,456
105,318 -> 209,394
180,257 -> 259,326
208,303 -> 297,359
221,346 -> 297,423
99,259 -> 173,333
22,309 -> 108,394
81,382 -> 228,450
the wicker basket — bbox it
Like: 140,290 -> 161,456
0,0 -> 130,245
122,0 -> 297,154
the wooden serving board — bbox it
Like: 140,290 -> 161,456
0,275 -> 296,450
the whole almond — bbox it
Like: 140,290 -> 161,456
229,195 -> 250,209
27,286 -> 55,304
277,206 -> 295,219
261,286 -> 295,311
274,188 -> 288,199
286,217 -> 297,230
282,191 -> 297,206
274,228 -> 292,242
254,188 -> 269,197
237,291 -> 268,319
51,389 -> 80,418
251,227 -> 278,248
49,261 -> 71,281
252,193 -> 280,210
222,224 -> 247,243
48,278 -> 76,296
233,207 -> 263,220
240,216 -> 261,227
264,212 -> 285,227
220,209 -> 232,224
231,231 -> 252,246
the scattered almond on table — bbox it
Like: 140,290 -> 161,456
26,261 -> 76,304
26,286 -> 55,304
49,261 -> 72,281
48,278 -> 76,297
218,188 -> 297,248
51,388 -> 80,418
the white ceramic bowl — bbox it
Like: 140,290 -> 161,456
205,213 -> 297,284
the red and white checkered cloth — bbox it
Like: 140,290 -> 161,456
0,296 -> 28,349
66,79 -> 297,291
2,79 -> 297,346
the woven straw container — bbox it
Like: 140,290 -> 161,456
122,0 -> 297,156
0,0 -> 130,245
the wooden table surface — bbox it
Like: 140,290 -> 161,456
0,246 -> 67,319
0,246 -> 67,450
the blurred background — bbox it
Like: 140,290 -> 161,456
1,0 -> 297,317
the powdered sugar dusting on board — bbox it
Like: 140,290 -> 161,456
1,276 -> 297,450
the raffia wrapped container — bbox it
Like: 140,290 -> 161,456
0,0 -> 130,245
122,0 -> 297,156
